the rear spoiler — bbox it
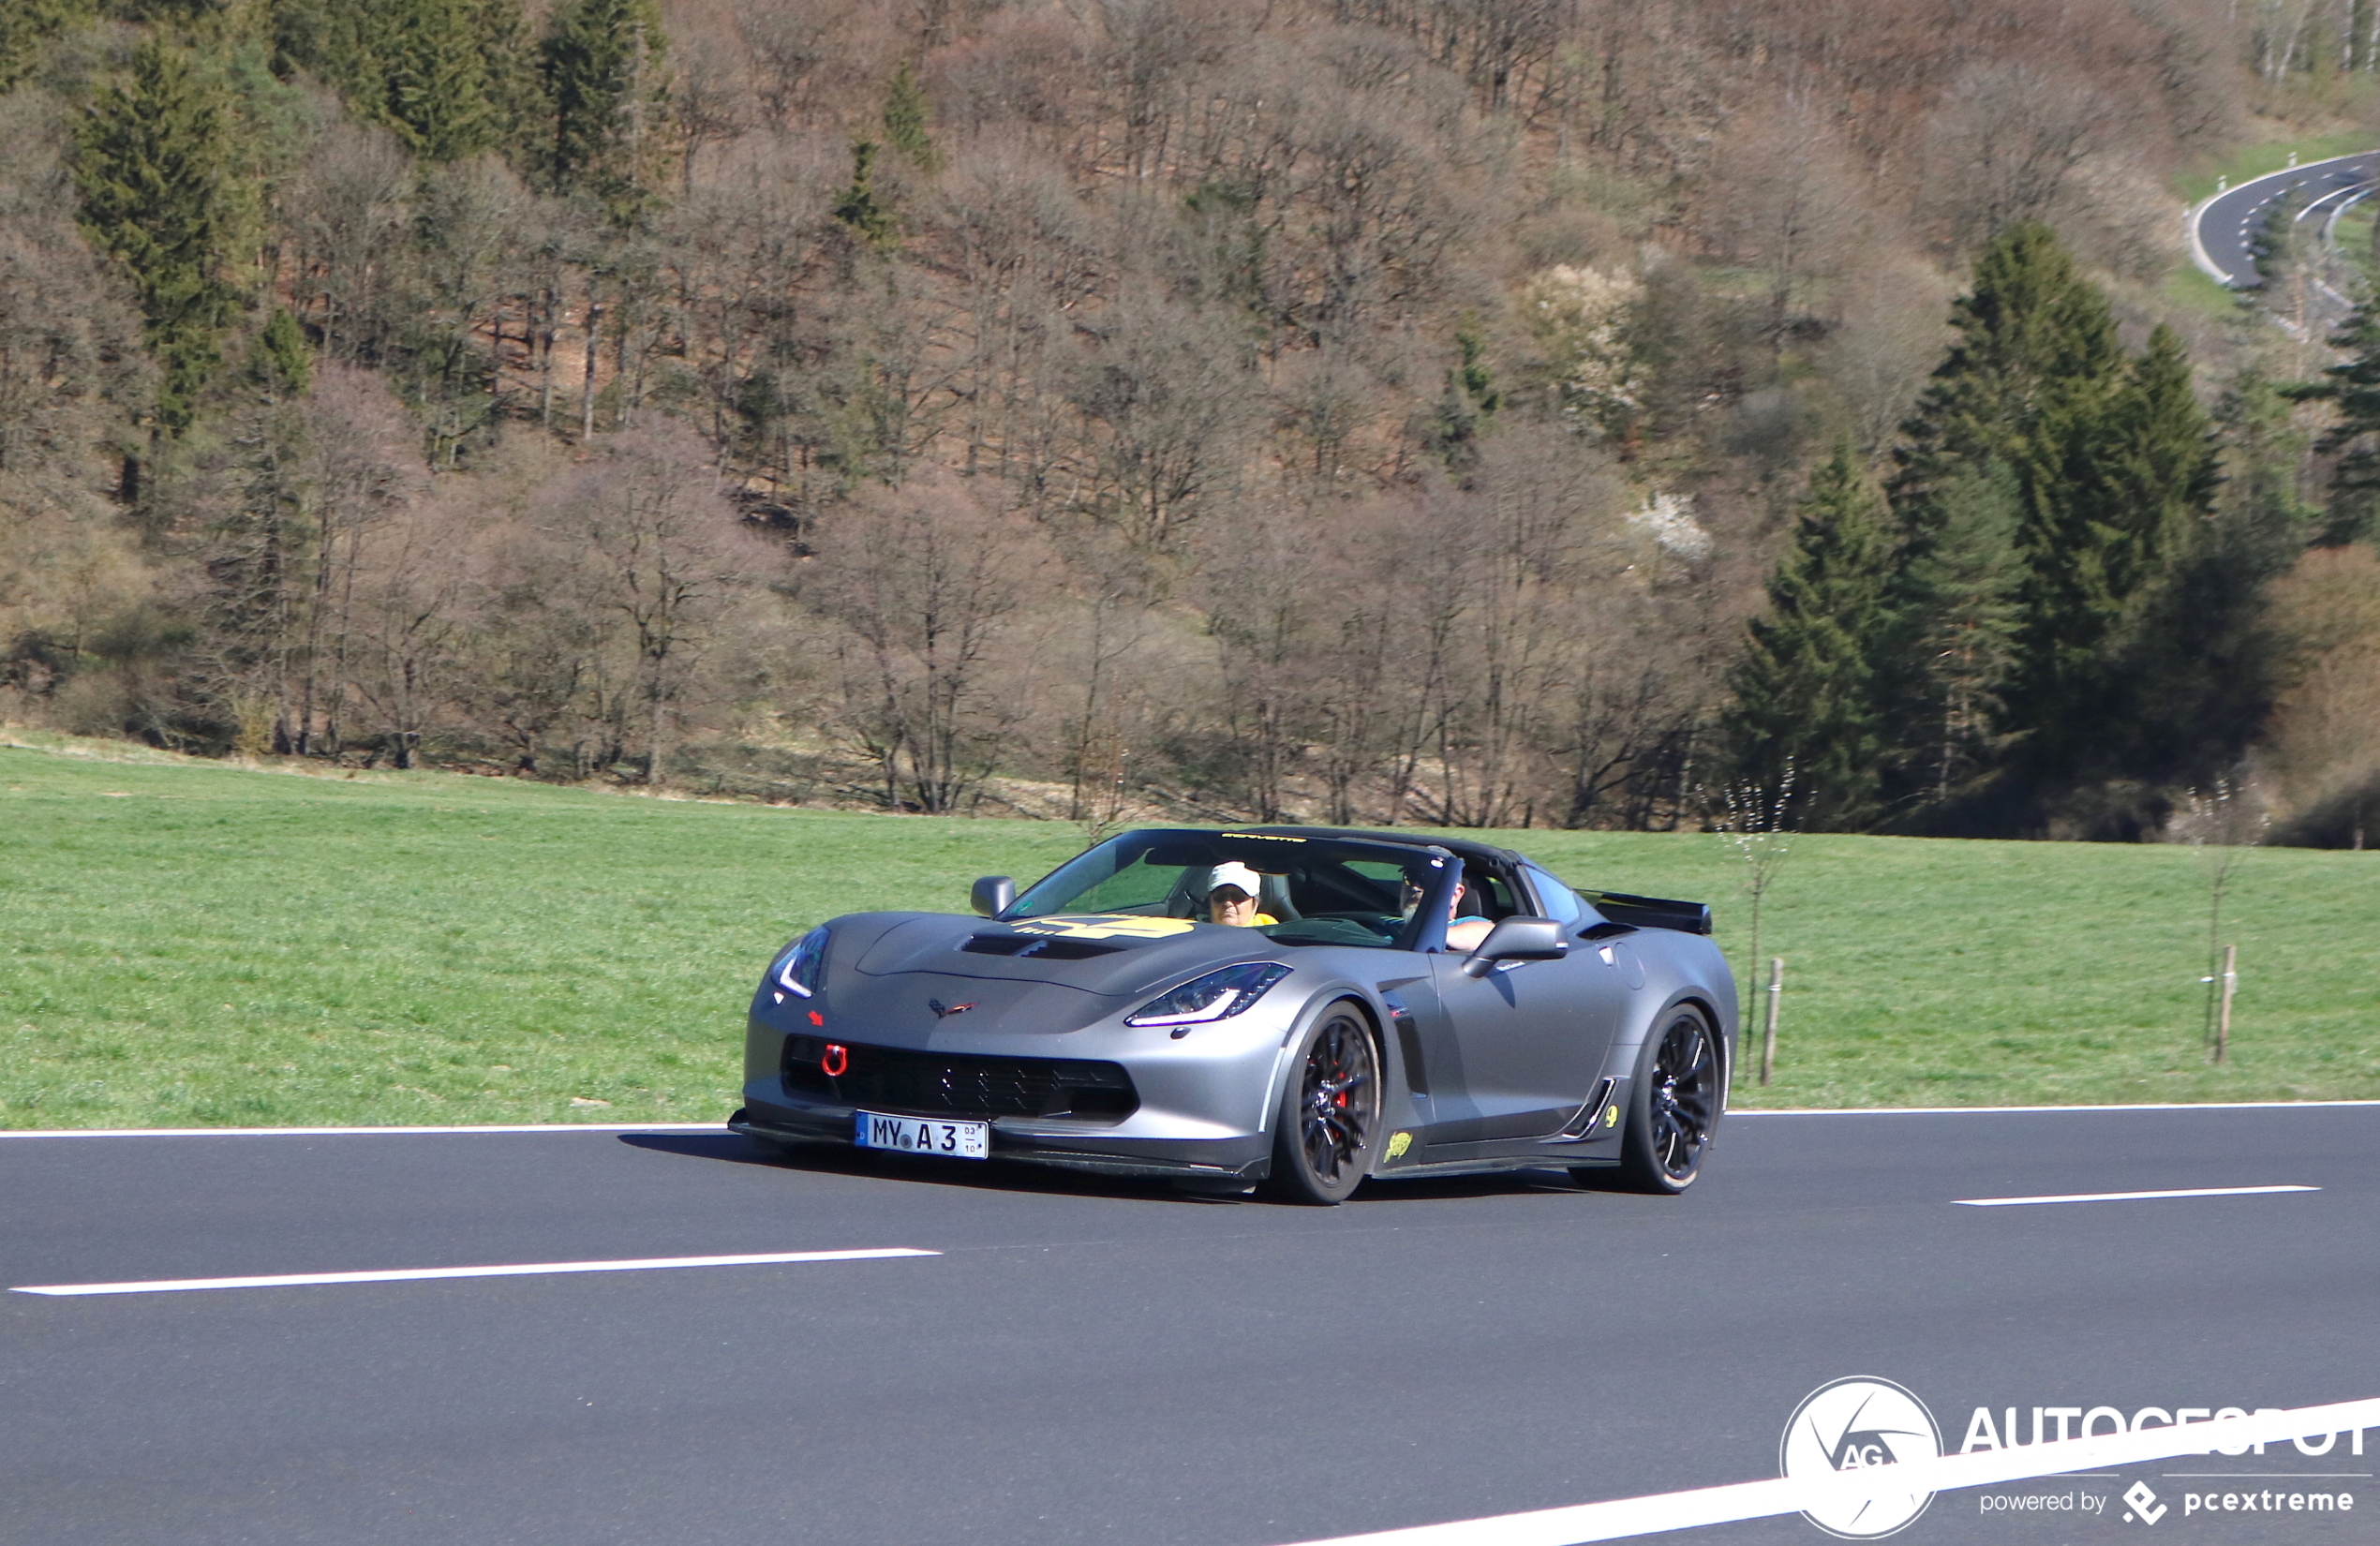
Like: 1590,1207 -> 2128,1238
1580,889 -> 1713,935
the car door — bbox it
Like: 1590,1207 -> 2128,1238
1409,864 -> 1630,1147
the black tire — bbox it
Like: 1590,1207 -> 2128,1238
1264,1006 -> 1381,1205
1616,1006 -> 1720,1195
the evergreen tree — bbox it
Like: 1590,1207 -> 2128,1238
1883,221 -> 2123,815
2300,295 -> 2380,545
538,0 -> 667,216
2245,187 -> 2304,277
273,0 -> 528,166
2246,187 -> 2314,337
0,0 -> 89,94
1720,443 -> 1897,830
1890,221 -> 2124,521
249,306 -> 313,401
379,0 -> 500,162
831,139 -> 900,251
1902,456 -> 2023,806
881,62 -> 938,173
266,0 -> 379,104
2002,323 -> 2218,781
2099,364 -> 2301,785
75,37 -> 252,434
2220,366 -> 2318,543
1420,323 -> 1498,477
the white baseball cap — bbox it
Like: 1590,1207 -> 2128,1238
1204,861 -> 1263,899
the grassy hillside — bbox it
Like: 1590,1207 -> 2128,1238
3,738 -> 2375,1128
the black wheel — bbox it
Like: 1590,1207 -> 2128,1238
1617,1006 -> 1720,1194
1264,1006 -> 1381,1204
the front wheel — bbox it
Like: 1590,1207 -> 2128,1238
1616,1006 -> 1721,1194
1264,1007 -> 1381,1204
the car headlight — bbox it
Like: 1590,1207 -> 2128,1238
771,927 -> 829,999
1124,962 -> 1291,1028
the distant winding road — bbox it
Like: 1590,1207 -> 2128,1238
2191,149 -> 2380,293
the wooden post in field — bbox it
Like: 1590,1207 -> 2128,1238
2215,944 -> 2237,1064
1759,958 -> 1783,1086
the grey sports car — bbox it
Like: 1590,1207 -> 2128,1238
729,826 -> 1738,1202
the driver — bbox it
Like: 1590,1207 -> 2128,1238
1203,861 -> 1278,928
1402,872 -> 1495,950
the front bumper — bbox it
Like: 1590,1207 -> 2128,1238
738,1012 -> 1281,1182
729,1099 -> 1272,1181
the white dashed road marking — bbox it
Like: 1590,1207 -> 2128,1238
13,1246 -> 938,1296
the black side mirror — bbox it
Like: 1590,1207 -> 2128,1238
1460,916 -> 1569,978
971,876 -> 1015,918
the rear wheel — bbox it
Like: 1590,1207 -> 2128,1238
1264,1007 -> 1380,1204
1617,1006 -> 1719,1194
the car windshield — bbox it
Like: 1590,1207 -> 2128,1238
1007,830 -> 1452,950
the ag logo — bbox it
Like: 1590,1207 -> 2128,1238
1779,1376 -> 1941,1539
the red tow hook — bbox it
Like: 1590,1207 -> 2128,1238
821,1043 -> 849,1078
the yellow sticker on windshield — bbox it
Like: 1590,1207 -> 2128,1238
1010,914 -> 1197,941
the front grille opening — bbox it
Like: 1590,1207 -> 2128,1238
781,1034 -> 1138,1124
960,933 -> 1123,960
1065,1086 -> 1136,1119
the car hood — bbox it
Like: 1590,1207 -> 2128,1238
848,912 -> 1284,1000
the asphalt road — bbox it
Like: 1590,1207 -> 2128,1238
6,1106 -> 2377,1546
2194,153 -> 2380,288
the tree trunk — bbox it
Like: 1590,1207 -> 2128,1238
581,295 -> 602,441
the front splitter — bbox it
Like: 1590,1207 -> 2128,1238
727,1105 -> 1272,1182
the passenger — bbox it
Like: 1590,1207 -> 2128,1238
1203,861 -> 1278,928
1402,873 -> 1495,951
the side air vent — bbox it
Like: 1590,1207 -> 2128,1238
961,933 -> 1124,960
1582,890 -> 1712,935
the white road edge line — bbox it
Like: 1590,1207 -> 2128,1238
1275,1398 -> 2380,1546
0,1122 -> 729,1138
1735,1098 -> 2380,1116
1954,1184 -> 2317,1207
12,1246 -> 938,1297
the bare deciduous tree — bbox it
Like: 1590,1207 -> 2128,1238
1064,293 -> 1256,549
289,121 -> 415,363
1919,62 -> 2120,255
535,428 -> 755,784
806,472 -> 1041,812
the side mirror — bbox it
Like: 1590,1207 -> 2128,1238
1460,916 -> 1569,978
971,876 -> 1015,918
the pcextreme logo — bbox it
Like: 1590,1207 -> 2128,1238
1780,1377 -> 1943,1539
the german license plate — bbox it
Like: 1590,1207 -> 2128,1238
855,1110 -> 989,1160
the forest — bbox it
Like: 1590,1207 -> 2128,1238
2,0 -> 2377,842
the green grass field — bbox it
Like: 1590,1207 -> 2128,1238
3,737 -> 2375,1128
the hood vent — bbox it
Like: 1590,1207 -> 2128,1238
961,932 -> 1124,961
